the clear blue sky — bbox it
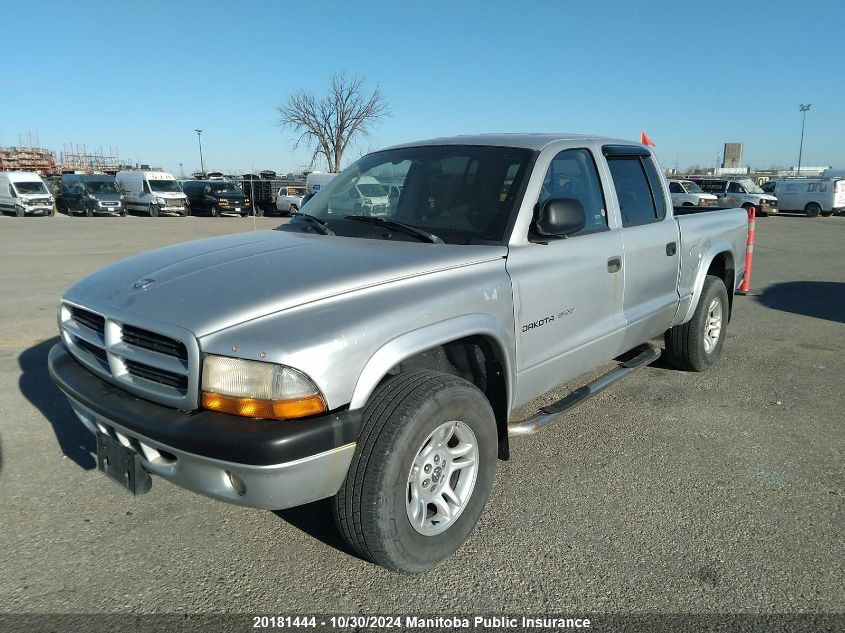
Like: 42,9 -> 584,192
2,0 -> 842,175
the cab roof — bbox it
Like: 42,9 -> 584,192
382,133 -> 641,152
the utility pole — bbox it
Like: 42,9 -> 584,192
195,129 -> 205,174
797,104 -> 811,176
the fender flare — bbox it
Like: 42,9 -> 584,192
678,242 -> 737,324
349,313 -> 514,412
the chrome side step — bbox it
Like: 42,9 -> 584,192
507,342 -> 662,437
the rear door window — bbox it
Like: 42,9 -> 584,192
607,157 -> 660,227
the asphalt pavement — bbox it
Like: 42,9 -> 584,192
0,211 -> 842,617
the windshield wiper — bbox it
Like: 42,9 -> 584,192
291,211 -> 335,236
344,215 -> 444,244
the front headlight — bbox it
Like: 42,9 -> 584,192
155,196 -> 167,205
201,355 -> 327,420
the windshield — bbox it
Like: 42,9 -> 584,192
357,183 -> 388,197
739,179 -> 764,194
149,179 -> 182,193
14,181 -> 48,195
84,180 -> 119,194
680,180 -> 703,193
211,182 -> 242,194
282,144 -> 533,245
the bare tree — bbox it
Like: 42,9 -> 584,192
277,73 -> 389,173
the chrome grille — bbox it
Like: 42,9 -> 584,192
61,302 -> 199,409
70,306 -> 105,335
122,324 -> 188,361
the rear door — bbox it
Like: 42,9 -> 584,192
603,146 -> 680,350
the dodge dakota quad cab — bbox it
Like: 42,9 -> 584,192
49,134 -> 748,573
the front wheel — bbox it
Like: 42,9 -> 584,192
148,204 -> 159,217
333,370 -> 497,573
210,205 -> 220,217
664,275 -> 729,372
288,204 -> 298,216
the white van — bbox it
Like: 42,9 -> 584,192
115,170 -> 189,217
762,177 -> 845,217
0,171 -> 55,217
667,179 -> 718,207
305,172 -> 337,195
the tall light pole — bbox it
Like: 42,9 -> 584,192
195,129 -> 205,174
178,162 -> 184,178
797,104 -> 811,176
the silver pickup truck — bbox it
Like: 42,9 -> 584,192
49,134 -> 748,573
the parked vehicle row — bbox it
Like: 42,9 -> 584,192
685,178 -> 779,216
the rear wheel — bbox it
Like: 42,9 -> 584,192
664,275 -> 729,372
805,202 -> 820,218
333,370 -> 497,573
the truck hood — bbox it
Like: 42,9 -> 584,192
64,230 -> 507,337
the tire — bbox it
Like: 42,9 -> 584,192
15,205 -> 24,218
84,206 -> 93,217
120,211 -> 127,217
148,204 -> 159,218
289,204 -> 298,216
664,275 -> 729,372
333,370 -> 497,573
805,202 -> 820,218
210,205 -> 220,217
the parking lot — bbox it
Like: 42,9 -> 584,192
0,213 -> 842,616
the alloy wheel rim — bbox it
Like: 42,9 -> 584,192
703,297 -> 723,353
406,420 -> 479,536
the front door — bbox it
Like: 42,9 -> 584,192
507,147 -> 626,405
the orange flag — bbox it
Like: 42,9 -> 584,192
640,131 -> 656,147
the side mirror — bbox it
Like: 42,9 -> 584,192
535,198 -> 586,237
204,186 -> 211,194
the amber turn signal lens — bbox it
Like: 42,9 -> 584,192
201,392 -> 326,420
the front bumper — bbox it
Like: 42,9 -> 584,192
48,344 -> 360,510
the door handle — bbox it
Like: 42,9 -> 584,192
666,242 -> 677,256
607,256 -> 622,273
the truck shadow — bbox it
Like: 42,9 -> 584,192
756,281 -> 845,324
273,499 -> 364,561
19,337 -> 96,470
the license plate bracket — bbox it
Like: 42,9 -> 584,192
96,432 -> 152,495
